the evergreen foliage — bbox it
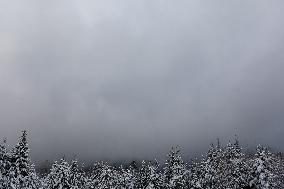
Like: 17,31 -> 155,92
164,146 -> 189,189
9,130 -> 31,188
137,160 -> 164,189
1,131 -> 284,189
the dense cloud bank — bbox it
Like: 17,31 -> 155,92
1,131 -> 284,188
1,1 -> 284,162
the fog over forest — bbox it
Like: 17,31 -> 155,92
1,1 -> 284,164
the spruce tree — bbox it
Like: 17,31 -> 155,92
137,160 -> 151,188
146,160 -> 164,189
221,141 -> 251,188
189,158 -> 203,189
69,160 -> 87,188
272,152 -> 284,188
137,160 -> 164,189
0,139 -> 10,188
87,161 -> 119,189
249,145 -> 276,189
164,146 -> 189,189
46,158 -> 71,189
87,161 -> 105,187
197,144 -> 221,189
9,130 -> 31,188
26,163 -> 42,189
0,138 -> 8,172
119,165 -> 138,189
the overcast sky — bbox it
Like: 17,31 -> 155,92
1,1 -> 284,163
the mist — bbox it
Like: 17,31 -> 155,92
1,1 -> 284,163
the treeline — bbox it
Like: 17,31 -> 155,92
0,131 -> 284,188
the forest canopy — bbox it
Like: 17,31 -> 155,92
0,131 -> 283,189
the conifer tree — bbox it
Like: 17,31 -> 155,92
164,146 -> 189,189
119,165 -> 138,189
0,138 -> 8,171
146,160 -> 164,189
87,161 -> 105,187
46,158 -> 71,189
197,144 -> 221,189
26,163 -> 42,189
137,160 -> 151,188
96,162 -> 118,188
0,138 -> 10,188
9,130 -> 31,188
271,152 -> 284,188
249,145 -> 276,189
137,160 -> 164,189
87,161 -> 119,188
69,160 -> 87,188
189,158 -> 203,189
221,140 -> 251,188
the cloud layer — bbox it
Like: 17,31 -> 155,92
0,1 -> 284,162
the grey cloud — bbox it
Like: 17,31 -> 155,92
0,1 -> 284,162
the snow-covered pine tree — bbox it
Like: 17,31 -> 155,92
272,152 -> 284,188
118,165 -> 138,189
249,145 -> 278,189
113,165 -> 125,189
0,138 -> 8,172
137,160 -> 149,188
26,163 -> 42,189
195,143 -> 221,189
269,152 -> 284,188
164,146 -> 189,189
189,157 -> 203,189
137,160 -> 164,189
87,161 -> 104,188
45,158 -> 71,189
0,138 -> 10,188
69,160 -> 87,188
9,130 -> 31,188
87,161 -> 119,189
146,160 -> 164,189
97,162 -> 119,189
221,140 -> 252,189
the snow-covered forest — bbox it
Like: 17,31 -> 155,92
1,131 -> 284,189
